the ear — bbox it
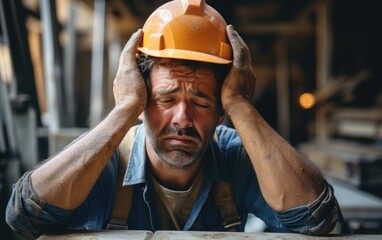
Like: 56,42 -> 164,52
217,110 -> 226,125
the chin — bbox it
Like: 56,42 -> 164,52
159,152 -> 199,169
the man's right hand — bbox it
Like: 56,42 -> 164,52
29,31 -> 147,211
113,29 -> 147,112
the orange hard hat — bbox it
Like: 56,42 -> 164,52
138,0 -> 232,64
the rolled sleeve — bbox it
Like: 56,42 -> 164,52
6,172 -> 75,239
276,181 -> 343,235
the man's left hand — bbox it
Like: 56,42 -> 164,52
221,25 -> 257,116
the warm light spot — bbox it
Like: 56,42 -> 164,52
299,92 -> 315,109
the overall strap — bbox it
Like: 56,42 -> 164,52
107,126 -> 138,230
212,131 -> 242,231
213,181 -> 242,231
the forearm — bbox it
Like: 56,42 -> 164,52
31,101 -> 142,210
227,100 -> 324,211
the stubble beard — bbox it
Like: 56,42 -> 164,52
145,125 -> 211,169
153,144 -> 204,169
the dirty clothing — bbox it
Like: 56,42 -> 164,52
6,124 -> 343,239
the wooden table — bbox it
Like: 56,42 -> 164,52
152,231 -> 380,239
38,230 -> 381,239
38,230 -> 153,240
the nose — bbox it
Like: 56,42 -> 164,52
171,100 -> 193,129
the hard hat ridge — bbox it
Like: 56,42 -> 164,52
138,0 -> 232,64
183,0 -> 204,15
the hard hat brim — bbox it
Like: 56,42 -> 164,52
138,47 -> 232,65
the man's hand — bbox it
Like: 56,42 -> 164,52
221,25 -> 256,116
30,29 -> 148,211
113,29 -> 147,111
222,25 -> 325,212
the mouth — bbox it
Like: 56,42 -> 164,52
164,135 -> 197,146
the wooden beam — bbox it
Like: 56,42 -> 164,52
237,22 -> 313,36
89,0 -> 106,127
315,0 -> 333,143
314,70 -> 370,104
275,39 -> 290,140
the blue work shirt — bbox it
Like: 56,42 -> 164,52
6,124 -> 342,239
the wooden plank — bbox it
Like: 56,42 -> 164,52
299,141 -> 382,187
152,231 -> 380,240
331,107 -> 382,139
328,177 -> 382,221
38,230 -> 382,239
332,108 -> 382,121
237,22 -> 313,35
334,119 -> 382,139
38,230 -> 153,240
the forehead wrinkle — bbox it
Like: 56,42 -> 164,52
154,80 -> 180,95
170,67 -> 194,78
171,68 -> 214,80
152,66 -> 179,94
154,80 -> 215,103
152,64 -> 217,99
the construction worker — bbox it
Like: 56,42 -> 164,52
6,0 -> 342,238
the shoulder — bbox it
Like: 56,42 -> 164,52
214,125 -> 247,176
215,125 -> 242,151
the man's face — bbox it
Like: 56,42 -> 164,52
144,62 -> 223,169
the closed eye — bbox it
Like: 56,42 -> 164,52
192,99 -> 210,109
158,98 -> 175,103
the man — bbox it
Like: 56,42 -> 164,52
6,0 -> 342,238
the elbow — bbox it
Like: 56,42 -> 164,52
268,191 -> 289,212
6,198 -> 41,239
6,218 -> 39,240
5,173 -> 46,239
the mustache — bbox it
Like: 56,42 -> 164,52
160,125 -> 201,141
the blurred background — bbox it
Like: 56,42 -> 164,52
0,0 -> 381,239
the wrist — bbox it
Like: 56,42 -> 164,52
223,97 -> 253,118
116,95 -> 146,110
114,97 -> 145,120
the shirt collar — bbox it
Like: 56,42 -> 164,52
123,124 -> 147,186
123,124 -> 230,186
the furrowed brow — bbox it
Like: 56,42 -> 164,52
157,87 -> 180,95
189,88 -> 212,100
